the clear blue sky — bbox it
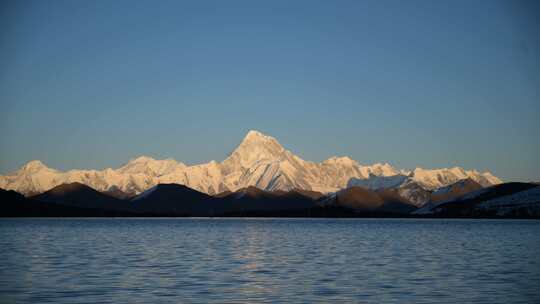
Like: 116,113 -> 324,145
1,0 -> 538,182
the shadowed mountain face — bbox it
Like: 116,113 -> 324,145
20,182 -> 323,216
130,184 -> 213,215
335,187 -> 384,209
416,182 -> 540,217
1,188 -> 28,205
127,185 -> 322,216
214,186 -> 320,215
430,178 -> 483,203
32,182 -> 131,211
324,186 -> 417,214
0,188 -> 135,217
289,189 -> 326,200
3,181 -> 540,218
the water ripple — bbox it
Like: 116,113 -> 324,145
0,218 -> 539,303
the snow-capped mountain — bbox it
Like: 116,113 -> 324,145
0,130 -> 502,203
413,183 -> 540,217
410,167 -> 500,189
347,166 -> 502,206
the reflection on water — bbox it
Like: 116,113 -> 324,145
0,218 -> 539,303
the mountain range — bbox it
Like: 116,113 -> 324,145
0,130 -> 502,208
2,180 -> 538,218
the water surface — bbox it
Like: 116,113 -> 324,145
0,218 -> 539,303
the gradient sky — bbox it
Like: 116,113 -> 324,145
1,0 -> 539,182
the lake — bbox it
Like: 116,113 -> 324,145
0,218 -> 539,303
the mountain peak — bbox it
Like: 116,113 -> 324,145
22,160 -> 50,172
118,155 -> 183,176
223,130 -> 286,169
323,156 -> 358,166
46,182 -> 93,194
245,129 -> 265,138
241,130 -> 278,143
129,155 -> 156,163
